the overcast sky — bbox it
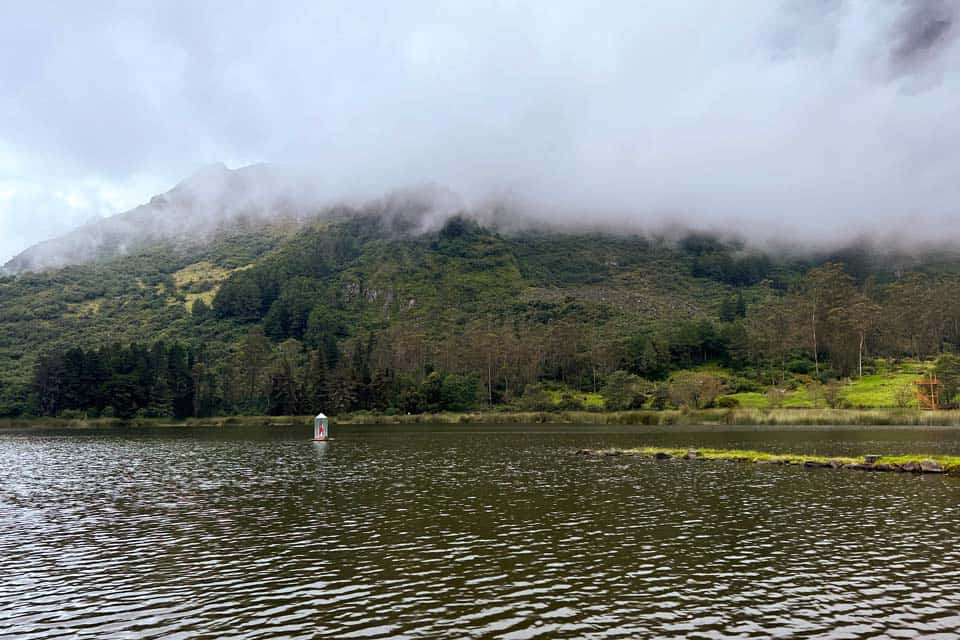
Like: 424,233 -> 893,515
1,0 -> 959,262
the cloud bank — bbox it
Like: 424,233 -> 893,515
2,0 -> 960,263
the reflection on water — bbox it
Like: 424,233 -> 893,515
2,424 -> 960,638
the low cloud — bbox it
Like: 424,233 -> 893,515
3,0 -> 960,265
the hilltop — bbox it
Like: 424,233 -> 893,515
2,163 -> 326,274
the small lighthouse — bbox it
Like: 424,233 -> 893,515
313,413 -> 329,441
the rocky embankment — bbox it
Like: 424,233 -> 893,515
575,447 -> 959,475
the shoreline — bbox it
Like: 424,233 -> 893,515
5,407 -> 960,428
577,446 -> 960,475
0,416 -> 314,429
332,408 -> 960,426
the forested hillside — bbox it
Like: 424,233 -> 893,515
5,206 -> 960,419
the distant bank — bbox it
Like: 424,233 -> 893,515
6,408 -> 960,429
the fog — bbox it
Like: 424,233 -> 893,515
2,1 -> 960,269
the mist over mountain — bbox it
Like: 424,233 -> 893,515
4,1 -> 960,268
4,164 -> 309,273
9,159 -> 960,277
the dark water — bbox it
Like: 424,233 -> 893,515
2,424 -> 960,639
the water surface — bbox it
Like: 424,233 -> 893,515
2,424 -> 959,639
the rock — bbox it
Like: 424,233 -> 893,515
756,459 -> 782,465
864,455 -> 881,464
603,450 -> 622,457
683,449 -> 700,460
844,463 -> 873,471
828,460 -> 844,469
803,460 -> 831,468
653,452 -> 673,460
575,449 -> 593,456
872,463 -> 895,472
900,461 -> 921,473
920,459 -> 944,474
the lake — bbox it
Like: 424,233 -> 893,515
2,423 -> 960,639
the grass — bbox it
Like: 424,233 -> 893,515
626,447 -> 860,465
724,392 -> 767,408
842,372 -> 918,408
726,370 -> 925,410
11,407 -> 960,429
594,446 -> 960,474
169,260 -> 254,311
171,261 -> 234,288
333,408 -> 960,426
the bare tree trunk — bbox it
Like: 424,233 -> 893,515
812,310 -> 820,377
858,331 -> 864,378
487,357 -> 493,407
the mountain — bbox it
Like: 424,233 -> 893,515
5,170 -> 960,419
0,192 -> 768,416
3,163 -> 324,274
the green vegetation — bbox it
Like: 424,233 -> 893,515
842,372 -> 921,408
6,209 -> 960,420
583,446 -> 960,474
333,408 -> 960,426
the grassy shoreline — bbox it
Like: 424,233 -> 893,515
0,415 -> 315,429
333,408 -> 960,426
578,446 -> 960,474
7,407 -> 960,429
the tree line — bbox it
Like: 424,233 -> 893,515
23,257 -> 960,418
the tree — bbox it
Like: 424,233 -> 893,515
32,352 -> 66,416
719,291 -> 746,322
213,272 -> 262,321
796,264 -> 857,377
828,291 -> 880,378
668,372 -> 722,409
191,361 -> 218,418
267,339 -> 307,415
264,278 -> 325,340
304,349 -> 330,410
602,371 -> 647,410
238,327 -> 272,409
934,354 -> 960,407
623,333 -> 668,379
822,380 -> 845,409
745,295 -> 797,385
191,298 -> 211,320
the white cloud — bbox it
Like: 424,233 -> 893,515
1,0 -> 960,263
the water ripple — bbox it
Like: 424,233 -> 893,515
1,425 -> 960,638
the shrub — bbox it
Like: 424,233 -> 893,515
786,358 -> 814,374
766,388 -> 786,408
822,380 -> 846,409
717,396 -> 740,408
558,393 -> 585,411
806,381 -> 824,408
520,384 -> 553,411
893,384 -> 914,409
